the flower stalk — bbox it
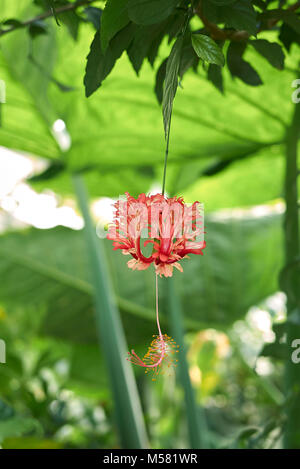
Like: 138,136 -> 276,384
127,273 -> 179,379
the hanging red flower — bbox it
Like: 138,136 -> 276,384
107,192 -> 205,377
107,192 -> 205,278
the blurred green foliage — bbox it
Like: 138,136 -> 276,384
0,0 -> 299,450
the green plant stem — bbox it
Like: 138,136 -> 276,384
283,102 -> 300,449
166,276 -> 208,449
72,173 -> 148,449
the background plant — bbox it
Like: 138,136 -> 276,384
0,0 -> 299,449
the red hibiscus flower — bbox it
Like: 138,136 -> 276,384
107,192 -> 205,278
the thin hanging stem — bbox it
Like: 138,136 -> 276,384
127,273 -> 167,369
156,272 -> 163,338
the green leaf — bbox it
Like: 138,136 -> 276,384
28,19 -> 48,38
2,19 -> 23,28
84,23 -> 135,97
250,39 -> 285,70
0,417 -> 40,442
126,14 -> 182,74
182,148 -> 289,212
0,226 -> 156,345
48,0 -> 60,26
229,426 -> 260,449
260,342 -> 290,360
162,35 -> 183,138
282,10 -> 300,34
203,0 -> 257,35
128,0 -> 178,25
201,1 -> 222,24
147,29 -> 165,66
279,23 -> 300,52
84,30 -> 112,97
58,7 -> 81,40
84,7 -> 102,30
227,41 -> 262,86
0,8 -> 294,200
176,212 -> 283,328
154,57 -> 167,104
191,34 -> 225,67
0,400 -> 14,421
101,0 -> 129,51
0,400 -> 40,442
127,23 -> 165,74
28,160 -> 65,182
0,210 -> 283,335
0,15 -> 59,149
179,39 -> 199,79
262,9 -> 300,34
207,63 -> 224,93
224,0 -> 257,35
166,10 -> 186,43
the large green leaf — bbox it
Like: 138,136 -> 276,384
0,209 -> 283,342
182,146 -> 286,212
176,211 -> 283,327
1,2 -> 57,124
0,226 -> 156,345
0,3 -> 297,207
0,53 -> 59,159
0,2 -> 60,159
227,41 -> 262,86
250,39 -> 285,70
